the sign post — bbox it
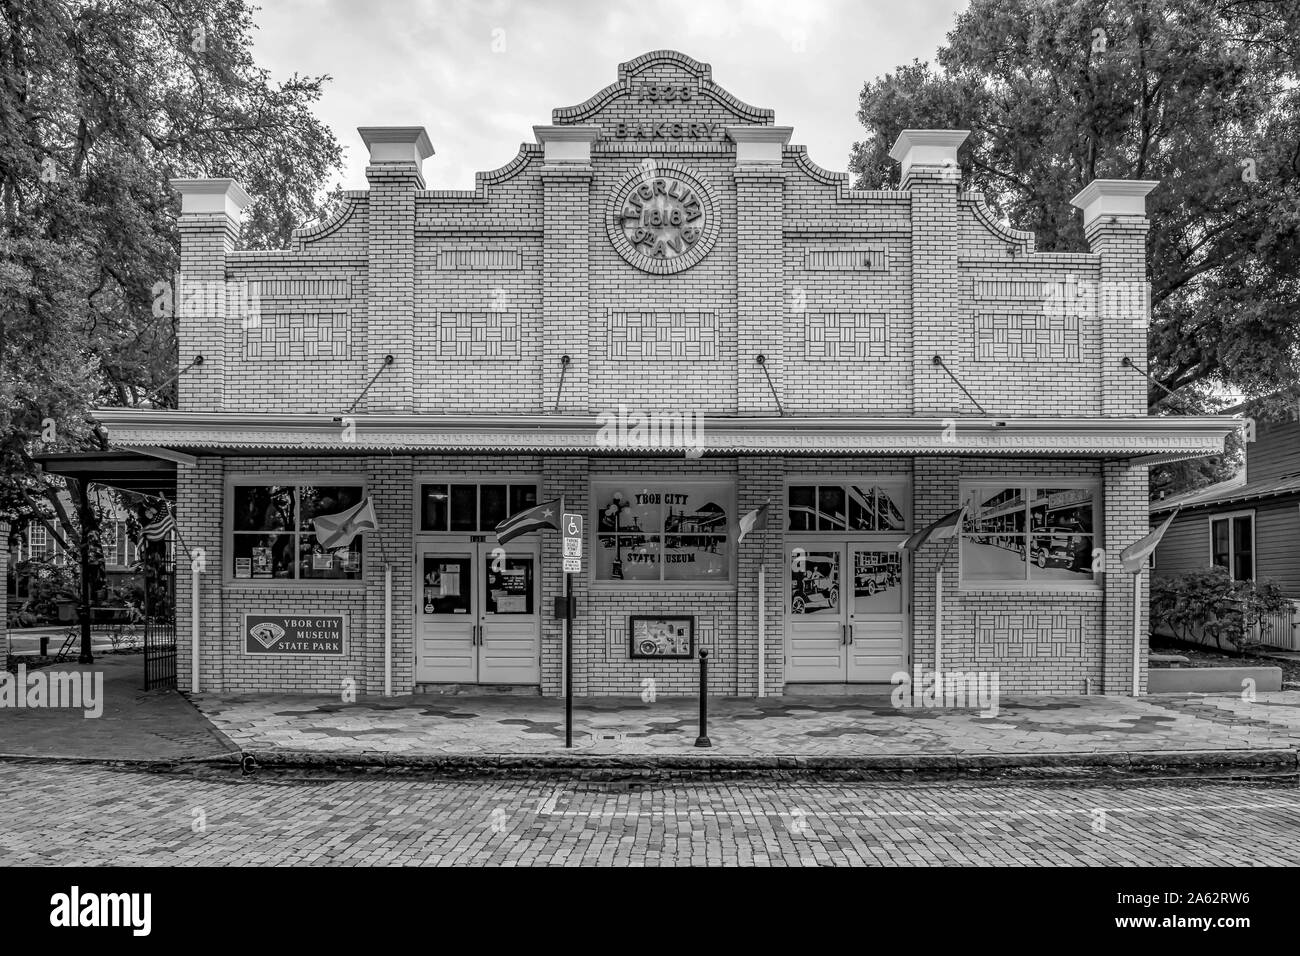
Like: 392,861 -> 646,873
561,506 -> 583,748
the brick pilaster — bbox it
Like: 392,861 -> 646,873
735,458 -> 784,695
175,457 -> 224,692
1103,461 -> 1148,694
364,164 -> 421,412
735,168 -> 787,415
1088,217 -> 1151,416
542,166 -> 593,413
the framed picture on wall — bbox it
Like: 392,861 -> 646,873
628,615 -> 695,659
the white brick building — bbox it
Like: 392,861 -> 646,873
99,51 -> 1236,698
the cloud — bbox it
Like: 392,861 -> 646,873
250,0 -> 967,194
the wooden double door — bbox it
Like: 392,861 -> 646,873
415,539 -> 540,684
785,540 -> 909,683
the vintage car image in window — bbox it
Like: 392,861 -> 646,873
790,550 -> 840,614
961,484 -> 1097,584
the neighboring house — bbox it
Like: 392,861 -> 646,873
1151,412 -> 1300,647
7,494 -> 143,609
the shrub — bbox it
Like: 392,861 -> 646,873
1151,568 -> 1293,653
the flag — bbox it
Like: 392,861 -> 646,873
141,506 -> 175,542
736,502 -> 769,544
495,498 -> 561,545
897,505 -> 966,552
1120,508 -> 1179,573
313,497 -> 380,550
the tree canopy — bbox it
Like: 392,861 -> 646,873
0,0 -> 342,534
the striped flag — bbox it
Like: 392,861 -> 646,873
313,497 -> 380,549
897,505 -> 967,553
141,507 -> 175,542
1120,507 -> 1179,573
736,502 -> 769,544
495,498 -> 561,545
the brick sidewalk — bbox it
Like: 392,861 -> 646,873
193,690 -> 1300,767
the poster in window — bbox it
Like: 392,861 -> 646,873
312,552 -> 335,571
593,481 -> 732,583
252,546 -> 272,577
629,615 -> 695,659
235,557 -> 252,579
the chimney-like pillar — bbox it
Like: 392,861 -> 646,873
1069,179 -> 1158,417
729,126 -> 793,416
535,125 -> 599,414
360,126 -> 434,412
170,178 -> 251,411
889,130 -> 969,416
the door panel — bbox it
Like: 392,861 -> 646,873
785,546 -> 846,682
480,552 -> 539,683
846,544 -> 908,682
416,553 -> 476,683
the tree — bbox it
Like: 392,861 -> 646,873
850,0 -> 1300,449
0,0 -> 343,532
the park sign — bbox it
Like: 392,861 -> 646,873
244,613 -> 347,656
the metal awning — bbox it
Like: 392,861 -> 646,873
93,409 -> 1241,465
35,450 -> 177,497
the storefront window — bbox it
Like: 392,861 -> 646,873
787,482 -> 908,532
420,483 -> 538,532
230,482 -> 364,582
592,480 -> 733,585
959,482 -> 1098,586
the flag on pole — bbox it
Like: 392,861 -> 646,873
313,497 -> 380,550
736,502 -> 770,544
141,507 -> 175,542
495,498 -> 562,545
897,505 -> 967,552
1120,507 -> 1179,573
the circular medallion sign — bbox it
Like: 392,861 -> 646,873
607,162 -> 718,274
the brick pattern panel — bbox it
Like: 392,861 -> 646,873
974,613 -> 1084,658
606,311 -> 718,360
245,312 -> 352,359
436,312 -> 522,359
973,314 -> 1079,361
804,312 -> 889,359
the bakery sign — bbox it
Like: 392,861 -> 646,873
606,161 -> 719,274
244,613 -> 347,656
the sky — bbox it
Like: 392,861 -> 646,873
249,0 -> 971,191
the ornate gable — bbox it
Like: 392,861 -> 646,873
551,50 -> 773,145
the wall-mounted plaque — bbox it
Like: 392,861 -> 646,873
606,162 -> 719,275
244,613 -> 347,656
628,615 -> 696,659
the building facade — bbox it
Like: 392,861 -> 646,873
98,50 -> 1236,698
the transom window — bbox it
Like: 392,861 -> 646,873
419,483 -> 538,533
1210,512 -> 1254,581
592,479 -> 733,585
230,482 -> 365,581
787,482 -> 907,532
960,481 -> 1099,586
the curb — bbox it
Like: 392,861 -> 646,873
238,747 -> 1300,774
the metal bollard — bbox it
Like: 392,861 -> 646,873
694,648 -> 711,748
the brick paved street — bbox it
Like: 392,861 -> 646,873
2,762 -> 1298,866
